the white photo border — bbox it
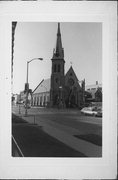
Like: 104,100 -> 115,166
0,1 -> 117,179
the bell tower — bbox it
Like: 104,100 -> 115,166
50,23 -> 65,107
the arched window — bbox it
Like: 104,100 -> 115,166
55,78 -> 59,83
34,97 -> 36,106
37,97 -> 39,106
33,97 -> 35,106
44,96 -> 46,106
54,64 -> 56,72
39,97 -> 40,106
40,96 -> 42,106
58,64 -> 60,72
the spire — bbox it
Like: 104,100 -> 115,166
53,23 -> 64,59
57,22 -> 61,36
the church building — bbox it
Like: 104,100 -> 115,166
32,23 -> 85,108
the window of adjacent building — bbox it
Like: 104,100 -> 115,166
40,96 -> 42,106
47,96 -> 49,102
37,97 -> 39,106
44,96 -> 46,106
33,97 -> 34,106
58,64 -> 60,72
39,97 -> 40,105
34,97 -> 36,106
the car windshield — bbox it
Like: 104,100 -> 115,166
85,107 -> 93,111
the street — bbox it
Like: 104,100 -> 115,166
12,105 -> 102,157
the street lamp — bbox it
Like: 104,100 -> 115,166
25,58 -> 43,116
59,86 -> 62,108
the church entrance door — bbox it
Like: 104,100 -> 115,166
70,95 -> 76,107
54,94 -> 59,106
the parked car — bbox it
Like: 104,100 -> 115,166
96,107 -> 102,117
81,106 -> 102,117
17,100 -> 24,104
81,107 -> 97,116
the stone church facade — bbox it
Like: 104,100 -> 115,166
32,23 -> 85,108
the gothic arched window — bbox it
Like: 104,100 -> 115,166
54,64 -> 56,72
58,64 -> 60,72
55,78 -> 59,83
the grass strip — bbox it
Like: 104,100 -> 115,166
74,134 -> 102,146
12,113 -> 28,124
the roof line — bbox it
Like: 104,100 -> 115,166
65,66 -> 78,81
86,84 -> 102,87
33,79 -> 44,93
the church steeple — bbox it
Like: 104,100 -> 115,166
50,23 -> 65,107
53,23 -> 64,59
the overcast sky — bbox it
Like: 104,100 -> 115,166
13,22 -> 102,94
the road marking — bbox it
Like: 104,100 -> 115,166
12,135 -> 24,157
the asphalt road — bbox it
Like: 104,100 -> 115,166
13,105 -> 102,135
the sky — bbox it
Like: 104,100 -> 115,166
13,22 -> 102,94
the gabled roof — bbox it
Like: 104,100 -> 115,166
85,85 -> 102,99
65,66 -> 79,82
33,78 -> 50,94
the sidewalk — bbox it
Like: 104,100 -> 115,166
13,104 -> 82,115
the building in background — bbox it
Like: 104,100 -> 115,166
85,81 -> 102,102
12,93 -> 19,105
